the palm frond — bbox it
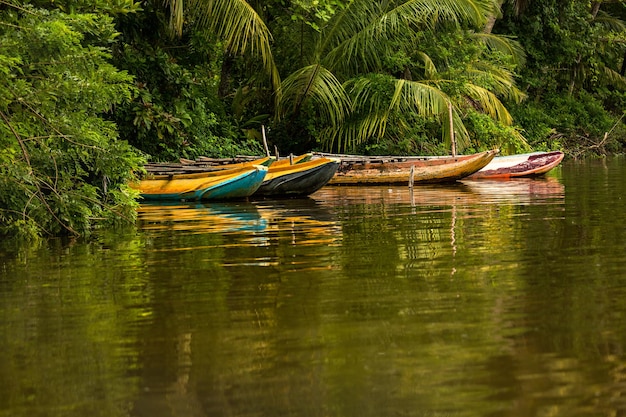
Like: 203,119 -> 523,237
415,51 -> 439,79
390,79 -> 450,116
325,75 -> 453,152
278,64 -> 351,126
464,63 -> 527,103
594,10 -> 626,32
472,32 -> 526,66
164,0 -> 184,37
187,0 -> 281,92
392,0 -> 491,28
461,84 -> 514,125
601,66 -> 626,89
322,0 -> 494,76
320,2 -> 390,75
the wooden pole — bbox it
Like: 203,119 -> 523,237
448,102 -> 456,157
409,165 -> 415,189
261,125 -> 270,157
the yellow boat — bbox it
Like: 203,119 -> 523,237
146,153 -> 335,197
131,165 -> 268,201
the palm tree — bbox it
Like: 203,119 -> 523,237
163,0 -> 280,94
161,0 -> 527,154
276,0 -> 527,153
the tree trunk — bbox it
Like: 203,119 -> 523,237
218,53 -> 234,99
483,0 -> 504,34
483,15 -> 498,34
591,1 -> 601,19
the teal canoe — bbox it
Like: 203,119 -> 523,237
131,165 -> 268,201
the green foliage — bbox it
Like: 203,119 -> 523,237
271,0 -> 526,153
289,0 -> 346,32
40,0 -> 143,15
464,110 -> 529,155
495,0 -> 626,155
112,11 -> 264,161
354,113 -> 447,156
510,92 -> 626,155
0,4 -> 143,240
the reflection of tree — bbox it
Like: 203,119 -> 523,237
0,239 -> 147,417
5,160 -> 626,417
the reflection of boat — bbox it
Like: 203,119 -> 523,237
255,157 -> 340,197
137,197 -> 340,237
319,150 -> 498,185
252,197 -> 340,246
132,165 -> 268,201
137,201 -> 266,232
311,183 -> 479,206
254,197 -> 338,223
466,151 -> 564,179
311,177 -> 565,207
461,177 -> 565,203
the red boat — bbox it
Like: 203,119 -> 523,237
466,151 -> 564,179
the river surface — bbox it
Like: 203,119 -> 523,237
1,157 -> 626,417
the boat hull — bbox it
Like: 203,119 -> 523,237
326,150 -> 498,185
132,165 -> 268,201
255,157 -> 340,197
466,151 -> 564,179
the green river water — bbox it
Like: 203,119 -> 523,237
1,157 -> 625,417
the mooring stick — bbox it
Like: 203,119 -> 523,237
261,125 -> 270,157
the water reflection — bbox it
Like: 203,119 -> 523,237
312,177 -> 565,208
138,201 -> 267,233
462,177 -> 565,204
3,159 -> 626,417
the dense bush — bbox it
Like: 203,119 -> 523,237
510,92 -> 626,156
0,5 -> 143,240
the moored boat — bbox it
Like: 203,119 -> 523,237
317,149 -> 498,185
265,153 -> 313,168
255,157 -> 340,197
160,155 -> 275,170
131,165 -> 268,201
465,151 -> 564,179
139,153 -> 337,199
180,153 -> 312,168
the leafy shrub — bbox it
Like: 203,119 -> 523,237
0,6 -> 142,239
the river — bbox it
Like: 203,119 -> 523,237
1,157 -> 625,417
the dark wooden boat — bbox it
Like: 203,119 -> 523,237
255,157 -> 340,197
465,151 -> 564,179
316,150 -> 498,185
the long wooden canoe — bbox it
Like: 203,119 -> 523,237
319,149 -> 498,185
131,165 -> 268,201
465,151 -> 564,179
268,153 -> 313,167
149,156 -> 275,173
255,157 -> 340,197
174,154 -> 311,169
